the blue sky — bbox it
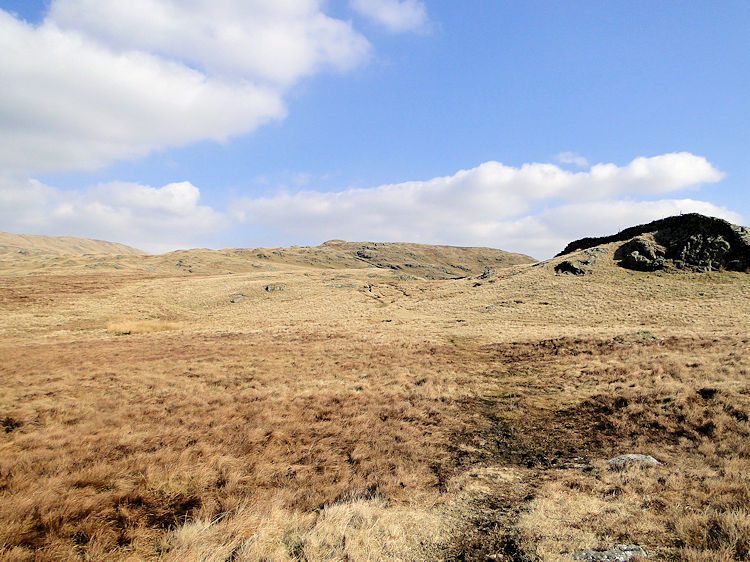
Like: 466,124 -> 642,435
0,1 -> 748,257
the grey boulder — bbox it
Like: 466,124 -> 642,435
572,543 -> 647,560
607,454 -> 661,469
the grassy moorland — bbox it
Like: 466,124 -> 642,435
0,242 -> 748,561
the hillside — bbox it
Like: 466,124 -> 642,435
318,240 -> 536,278
0,231 -> 146,256
0,236 -> 536,278
0,216 -> 748,561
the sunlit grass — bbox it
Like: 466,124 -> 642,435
0,247 -> 748,560
106,319 -> 184,335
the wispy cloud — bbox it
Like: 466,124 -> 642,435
556,152 -> 589,167
350,0 -> 428,33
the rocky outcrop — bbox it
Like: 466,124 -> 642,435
616,238 -> 666,271
555,260 -> 588,275
555,248 -> 607,275
557,214 -> 750,272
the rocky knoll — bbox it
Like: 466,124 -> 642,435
557,213 -> 750,272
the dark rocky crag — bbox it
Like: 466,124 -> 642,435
557,213 -> 750,272
554,248 -> 606,276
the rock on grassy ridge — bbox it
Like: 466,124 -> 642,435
320,240 -> 537,279
556,213 -> 750,272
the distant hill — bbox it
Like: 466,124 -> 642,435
0,233 -> 536,278
158,240 -> 537,279
0,231 -> 146,256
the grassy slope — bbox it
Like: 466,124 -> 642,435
0,243 -> 748,560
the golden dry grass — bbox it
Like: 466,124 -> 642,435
0,242 -> 748,560
106,320 -> 184,335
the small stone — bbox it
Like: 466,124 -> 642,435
229,295 -> 245,303
572,543 -> 647,561
607,454 -> 661,469
478,267 -> 496,279
697,387 -> 718,400
264,283 -> 286,292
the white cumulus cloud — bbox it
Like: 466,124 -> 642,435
231,153 -> 731,258
0,1 -> 371,174
0,153 -> 735,258
0,176 -> 223,253
48,0 -> 371,86
350,0 -> 428,32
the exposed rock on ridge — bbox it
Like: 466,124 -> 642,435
555,248 -> 607,275
320,240 -> 537,279
557,214 -> 750,272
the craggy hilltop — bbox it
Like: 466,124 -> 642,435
556,213 -> 750,273
0,214 -> 748,561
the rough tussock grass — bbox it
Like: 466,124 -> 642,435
0,333 -> 471,560
0,260 -> 748,560
159,496 -> 450,561
504,337 -> 750,561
